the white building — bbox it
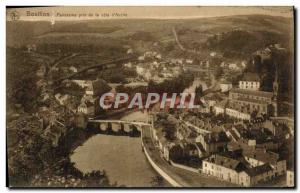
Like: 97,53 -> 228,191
136,65 -> 146,76
239,73 -> 260,91
228,63 -> 239,70
203,154 -> 245,184
238,164 -> 273,187
203,153 -> 284,187
219,82 -> 233,92
71,80 -> 90,88
214,100 -> 228,115
244,149 -> 286,177
69,66 -> 78,73
54,93 -> 70,106
77,101 -> 94,116
225,108 -> 251,120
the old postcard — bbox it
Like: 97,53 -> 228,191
6,6 -> 294,188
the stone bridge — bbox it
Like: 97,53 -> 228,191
87,119 -> 151,136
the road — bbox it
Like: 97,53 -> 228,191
142,126 -> 238,187
51,53 -> 79,70
56,56 -> 136,83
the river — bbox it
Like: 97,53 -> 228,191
70,111 -> 161,187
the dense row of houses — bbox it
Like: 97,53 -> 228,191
151,109 -> 289,187
212,72 -> 278,120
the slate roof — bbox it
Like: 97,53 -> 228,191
244,163 -> 273,177
242,72 -> 260,82
204,131 -> 230,144
205,154 -> 245,172
230,88 -> 273,98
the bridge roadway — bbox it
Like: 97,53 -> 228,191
88,119 -> 151,127
56,56 -> 136,83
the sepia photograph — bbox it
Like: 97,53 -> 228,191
6,6 -> 295,188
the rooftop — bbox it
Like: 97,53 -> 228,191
244,148 -> 281,165
234,97 -> 269,105
242,72 -> 260,82
205,154 -> 245,172
244,163 -> 272,177
230,88 -> 273,99
215,99 -> 228,108
204,131 -> 230,144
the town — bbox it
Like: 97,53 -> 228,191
6,10 -> 294,188
28,42 -> 294,187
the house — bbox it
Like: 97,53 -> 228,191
36,65 -> 47,77
195,142 -> 208,158
85,79 -> 111,97
124,62 -> 133,68
203,153 -> 280,187
228,88 -> 274,117
77,101 -> 95,116
238,163 -> 273,186
203,154 -> 246,184
136,65 -> 146,75
138,56 -> 145,61
27,44 -> 37,52
69,66 -> 78,73
42,122 -> 67,147
241,61 -> 247,68
156,54 -> 162,59
219,81 -> 233,93
228,63 -> 239,70
144,70 -> 152,81
195,131 -> 230,154
225,108 -> 251,120
36,79 -> 47,89
243,148 -> 286,177
127,48 -> 133,54
210,52 -> 217,57
169,144 -> 185,160
151,127 -> 173,161
239,73 -> 261,90
202,93 -> 222,109
186,59 -> 193,64
71,79 -> 90,88
54,93 -> 70,106
214,99 -> 228,115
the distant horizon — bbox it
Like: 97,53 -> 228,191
6,6 -> 293,22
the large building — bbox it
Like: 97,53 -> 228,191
196,132 -> 229,154
238,163 -> 273,186
202,154 -> 246,184
213,72 -> 278,119
203,152 -> 286,187
239,73 -> 261,91
228,88 -> 275,117
243,148 -> 286,177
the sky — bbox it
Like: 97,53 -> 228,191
6,6 -> 294,22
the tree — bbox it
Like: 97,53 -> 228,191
214,66 -> 224,79
195,85 -> 203,98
